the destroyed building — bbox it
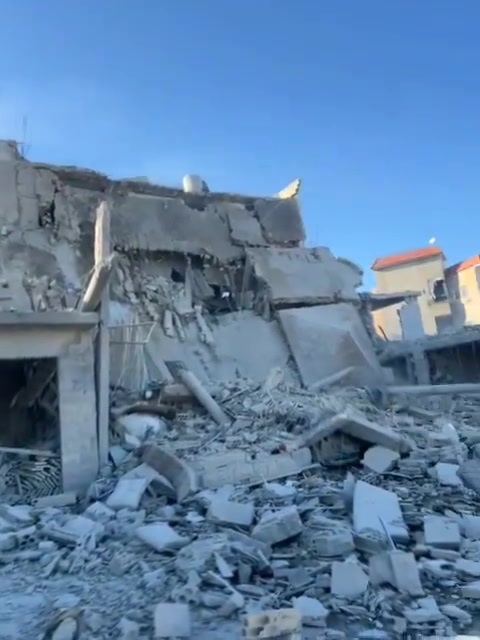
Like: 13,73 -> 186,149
4,141 -> 480,639
0,140 -> 390,489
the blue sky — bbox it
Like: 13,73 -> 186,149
1,0 -> 479,288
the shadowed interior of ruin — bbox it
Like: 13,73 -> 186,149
428,341 -> 480,384
0,358 -> 59,451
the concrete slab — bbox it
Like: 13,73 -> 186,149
353,481 -> 409,550
247,247 -> 359,305
254,197 -> 305,244
331,560 -> 369,599
227,208 -> 267,246
279,304 -> 384,388
362,446 -> 400,473
434,462 -> 463,487
424,515 -> 461,550
251,506 -> 303,545
194,448 -> 312,490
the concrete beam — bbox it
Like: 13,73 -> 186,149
0,311 -> 98,327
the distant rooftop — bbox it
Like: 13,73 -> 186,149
372,247 -> 444,271
445,254 -> 480,275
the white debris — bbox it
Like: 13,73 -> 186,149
293,596 -> 329,626
136,523 -> 189,553
434,462 -> 463,487
207,499 -> 255,528
154,603 -> 191,637
424,515 -> 461,550
331,560 -> 369,599
362,445 -> 400,473
251,505 -> 303,545
106,477 -> 150,510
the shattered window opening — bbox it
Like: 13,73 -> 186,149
430,278 -> 448,302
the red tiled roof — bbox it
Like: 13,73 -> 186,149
372,247 -> 444,271
445,255 -> 480,274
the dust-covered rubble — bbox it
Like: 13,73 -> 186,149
2,381 -> 480,638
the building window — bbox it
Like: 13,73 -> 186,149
429,278 -> 448,302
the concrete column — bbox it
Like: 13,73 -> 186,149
411,348 -> 431,385
58,339 -> 99,492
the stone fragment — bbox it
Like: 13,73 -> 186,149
457,459 -> 480,494
51,618 -> 78,640
0,532 -> 16,551
331,560 -> 369,599
362,446 -> 399,473
194,448 -> 312,490
83,501 -> 115,523
310,527 -> 354,557
175,536 -> 230,577
117,412 -> 168,441
404,596 -> 443,623
35,492 -> 77,509
207,500 -> 254,528
141,444 -> 199,502
462,514 -> 480,539
122,463 -> 175,500
251,505 -> 303,545
304,411 -> 410,452
456,558 -> 480,577
106,477 -> 150,510
353,481 -> 408,551
369,551 -> 423,596
440,604 -> 472,625
293,596 -> 329,627
118,617 -> 140,640
461,581 -> 480,599
423,515 -> 461,550
242,608 -> 301,640
154,603 -> 191,638
434,462 -> 463,487
136,523 -> 189,553
0,504 -> 33,526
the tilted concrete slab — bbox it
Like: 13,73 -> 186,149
353,481 -> 409,549
278,304 -> 384,387
247,247 -> 359,305
227,208 -> 267,246
254,197 -> 305,244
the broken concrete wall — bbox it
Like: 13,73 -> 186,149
110,309 -> 298,390
0,150 -> 306,313
0,144 -> 382,392
246,247 -> 360,306
278,304 -> 384,387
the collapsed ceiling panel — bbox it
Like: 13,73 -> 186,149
278,303 -> 384,387
247,247 -> 360,306
254,198 -> 305,244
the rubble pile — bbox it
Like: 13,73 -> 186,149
1,381 -> 480,638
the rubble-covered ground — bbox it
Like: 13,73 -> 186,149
3,380 -> 480,639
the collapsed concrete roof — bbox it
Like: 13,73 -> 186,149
30,160 -> 306,262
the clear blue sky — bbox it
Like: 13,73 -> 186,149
1,0 -> 479,288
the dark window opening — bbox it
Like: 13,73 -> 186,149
431,278 -> 448,302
